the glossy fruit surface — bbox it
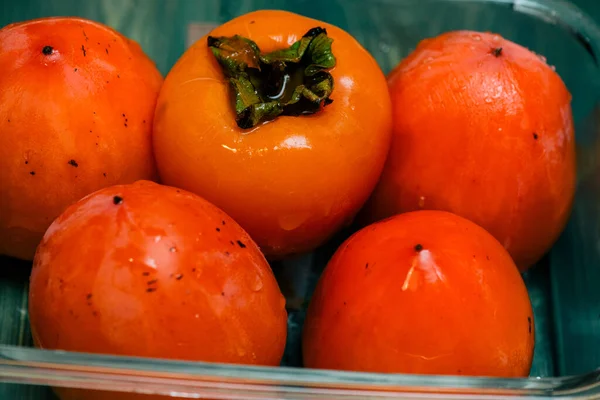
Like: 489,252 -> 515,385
303,210 -> 535,377
362,30 -> 576,271
29,180 -> 287,370
153,10 -> 392,259
0,17 -> 162,261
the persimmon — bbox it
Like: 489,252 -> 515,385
29,181 -> 287,371
153,10 -> 392,259
0,17 -> 162,261
361,31 -> 576,271
303,210 -> 535,377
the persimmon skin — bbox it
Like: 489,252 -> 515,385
0,17 -> 163,261
303,210 -> 535,377
29,181 -> 287,371
153,10 -> 392,259
362,31 -> 576,271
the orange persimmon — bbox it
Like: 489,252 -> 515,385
29,181 -> 287,369
0,17 -> 162,261
153,10 -> 392,259
362,31 -> 576,271
303,210 -> 535,377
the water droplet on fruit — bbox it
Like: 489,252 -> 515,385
128,258 -> 134,263
278,212 -> 309,231
194,314 -> 200,319
491,34 -> 501,43
550,65 -> 556,71
423,57 -> 434,64
418,196 -> 426,208
154,236 -> 161,243
471,34 -> 482,41
251,276 -> 264,292
485,97 -> 493,104
538,55 -> 547,64
145,257 -> 157,269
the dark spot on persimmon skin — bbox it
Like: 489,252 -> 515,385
236,240 -> 246,248
117,74 -> 120,78
225,251 -> 230,256
42,46 -> 53,55
250,20 -> 255,24
93,311 -> 99,316
74,68 -> 78,72
113,196 -> 123,205
414,243 -> 423,252
230,240 -> 235,246
24,160 -> 28,165
68,159 -> 78,167
221,292 -> 225,296
528,316 -> 532,333
533,133 -> 539,140
486,255 -> 490,260
7,119 -> 10,123
105,48 -> 109,55
216,227 -> 221,232
147,279 -> 158,285
86,293 -> 92,300
222,220 -> 226,225
83,30 -> 88,41
491,47 -> 503,57
143,120 -> 146,124
146,287 -> 157,293
81,45 -> 87,57
142,272 -> 150,276
30,171 -> 36,176
365,263 -> 369,269
175,274 -> 183,280
343,301 -> 347,306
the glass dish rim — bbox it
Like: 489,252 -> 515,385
1,0 -> 600,398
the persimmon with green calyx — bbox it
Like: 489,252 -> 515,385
361,30 -> 576,271
29,180 -> 287,400
303,210 -> 535,377
0,17 -> 162,261
152,10 -> 392,260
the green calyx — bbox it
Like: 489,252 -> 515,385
207,27 -> 336,129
